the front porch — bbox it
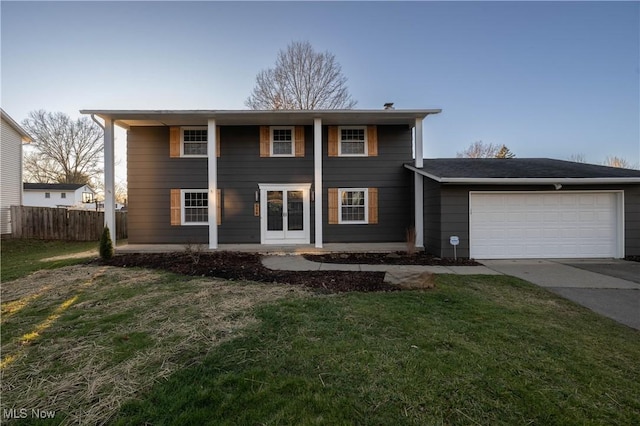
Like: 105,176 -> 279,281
116,242 -> 409,255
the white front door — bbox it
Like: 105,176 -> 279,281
260,184 -> 311,244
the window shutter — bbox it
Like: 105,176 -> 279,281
368,187 -> 378,224
260,126 -> 270,157
217,189 -> 222,225
170,189 -> 181,225
367,126 -> 378,157
216,127 -> 221,158
328,188 -> 338,224
295,126 -> 305,157
170,127 -> 181,158
328,126 -> 338,157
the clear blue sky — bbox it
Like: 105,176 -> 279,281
2,1 -> 639,178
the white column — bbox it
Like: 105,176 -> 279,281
208,119 -> 218,249
414,118 -> 424,248
314,118 -> 323,248
103,117 -> 116,247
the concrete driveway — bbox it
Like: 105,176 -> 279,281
481,259 -> 640,330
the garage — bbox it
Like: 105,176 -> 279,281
469,191 -> 622,259
406,158 -> 640,259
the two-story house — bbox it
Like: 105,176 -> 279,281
82,108 -> 640,259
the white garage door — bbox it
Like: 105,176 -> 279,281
469,192 -> 621,259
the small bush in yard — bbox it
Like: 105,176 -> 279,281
100,226 -> 114,260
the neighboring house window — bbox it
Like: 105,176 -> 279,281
338,188 -> 368,224
182,190 -> 208,224
271,127 -> 294,156
328,187 -> 378,225
182,127 -> 208,157
61,193 -> 67,199
45,192 -> 50,199
82,192 -> 94,203
339,126 -> 367,156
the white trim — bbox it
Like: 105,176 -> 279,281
181,126 -> 208,158
181,189 -> 209,226
338,188 -> 368,224
314,118 -> 323,248
338,126 -> 368,157
414,174 -> 424,248
270,126 -> 295,157
414,118 -> 423,168
469,190 -> 625,259
259,183 -> 311,244
208,119 -> 218,248
103,117 -> 116,247
404,164 -> 640,185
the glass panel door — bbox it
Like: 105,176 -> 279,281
267,191 -> 284,231
287,190 -> 303,231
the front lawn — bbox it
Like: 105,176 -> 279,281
113,275 -> 640,425
1,239 -> 99,281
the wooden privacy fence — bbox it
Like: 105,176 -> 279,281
10,206 -> 127,241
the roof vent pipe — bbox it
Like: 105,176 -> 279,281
384,102 -> 395,110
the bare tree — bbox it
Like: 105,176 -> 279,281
568,153 -> 587,163
21,110 -> 103,184
603,156 -> 634,169
495,145 -> 515,159
246,41 -> 357,110
456,141 -> 501,158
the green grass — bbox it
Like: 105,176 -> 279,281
1,239 -> 99,281
114,275 -> 640,425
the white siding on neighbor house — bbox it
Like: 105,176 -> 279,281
1,117 -> 23,234
23,186 -> 97,209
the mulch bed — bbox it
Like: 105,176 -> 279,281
626,256 -> 640,263
103,252 -> 395,293
304,251 -> 480,266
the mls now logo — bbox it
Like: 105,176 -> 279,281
3,408 -> 56,419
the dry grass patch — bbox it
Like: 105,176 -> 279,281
1,265 -> 309,424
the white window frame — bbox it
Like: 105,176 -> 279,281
181,126 -> 208,158
338,126 -> 368,157
338,188 -> 369,224
270,126 -> 295,157
181,189 -> 209,225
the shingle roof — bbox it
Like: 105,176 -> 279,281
23,183 -> 87,191
406,158 -> 640,183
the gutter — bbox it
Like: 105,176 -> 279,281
404,164 -> 640,185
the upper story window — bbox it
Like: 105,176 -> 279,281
45,192 -> 51,199
339,126 -> 367,156
61,193 -> 67,199
271,127 -> 294,156
182,127 -> 208,157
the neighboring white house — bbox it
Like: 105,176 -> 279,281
23,183 -> 100,210
1,109 -> 32,235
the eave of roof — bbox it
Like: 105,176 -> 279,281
405,164 -> 640,184
23,183 -> 87,191
1,109 -> 33,143
79,109 -> 442,129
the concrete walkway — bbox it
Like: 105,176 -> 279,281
262,255 -> 500,286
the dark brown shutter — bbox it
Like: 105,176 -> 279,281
367,126 -> 378,157
260,126 -> 270,157
295,126 -> 305,157
328,126 -> 338,157
368,188 -> 378,224
170,189 -> 181,225
170,127 -> 180,158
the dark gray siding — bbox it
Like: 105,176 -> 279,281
424,183 -> 640,258
422,178 -> 441,256
128,127 -> 208,244
217,126 -> 314,243
323,125 -> 413,242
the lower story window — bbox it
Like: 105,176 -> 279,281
183,190 -> 208,224
339,188 -> 368,224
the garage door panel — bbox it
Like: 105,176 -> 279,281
470,192 -> 619,259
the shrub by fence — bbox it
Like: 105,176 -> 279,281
10,206 -> 127,241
